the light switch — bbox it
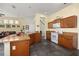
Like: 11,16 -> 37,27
12,46 -> 16,50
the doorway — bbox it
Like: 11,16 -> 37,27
40,17 -> 46,40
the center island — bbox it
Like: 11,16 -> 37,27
0,34 -> 30,56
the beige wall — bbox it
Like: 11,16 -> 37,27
34,13 -> 48,39
48,4 -> 77,22
47,4 -> 79,49
34,14 -> 40,32
34,13 -> 48,32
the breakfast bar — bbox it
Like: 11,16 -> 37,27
0,34 -> 30,56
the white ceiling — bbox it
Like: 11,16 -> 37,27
0,3 -> 70,19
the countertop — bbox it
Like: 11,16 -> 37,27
59,32 -> 77,36
0,34 -> 30,43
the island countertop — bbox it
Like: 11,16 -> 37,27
0,34 -> 30,43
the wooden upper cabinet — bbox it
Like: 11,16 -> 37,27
48,22 -> 53,28
48,16 -> 77,28
60,16 -> 77,28
48,19 -> 60,28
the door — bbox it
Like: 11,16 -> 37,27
40,20 -> 46,40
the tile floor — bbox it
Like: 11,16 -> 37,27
0,43 -> 4,56
0,39 -> 79,56
30,39 -> 79,56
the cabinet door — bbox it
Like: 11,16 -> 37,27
29,34 -> 34,45
60,16 -> 77,28
34,33 -> 41,43
46,31 -> 51,41
58,35 -> 73,49
63,36 -> 73,49
48,22 -> 53,28
58,35 -> 64,46
10,40 -> 29,56
60,20 -> 68,28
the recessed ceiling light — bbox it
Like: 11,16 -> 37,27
64,3 -> 67,4
12,5 -> 16,8
28,5 -> 31,8
44,10 -> 48,14
44,11 -> 48,14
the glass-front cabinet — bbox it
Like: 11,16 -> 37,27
0,19 -> 20,28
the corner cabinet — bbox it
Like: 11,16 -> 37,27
48,16 -> 77,28
29,32 -> 41,45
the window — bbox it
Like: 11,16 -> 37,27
9,20 -> 14,24
26,25 -> 29,30
0,25 -> 5,28
12,25 -> 16,28
4,20 -> 8,24
17,25 -> 20,27
6,24 -> 11,28
15,20 -> 19,24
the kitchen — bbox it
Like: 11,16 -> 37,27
0,3 -> 79,56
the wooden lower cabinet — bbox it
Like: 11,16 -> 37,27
34,32 -> 41,43
29,32 -> 41,45
58,35 -> 64,46
29,34 -> 35,45
46,31 -> 51,41
10,40 -> 29,56
58,32 -> 77,49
